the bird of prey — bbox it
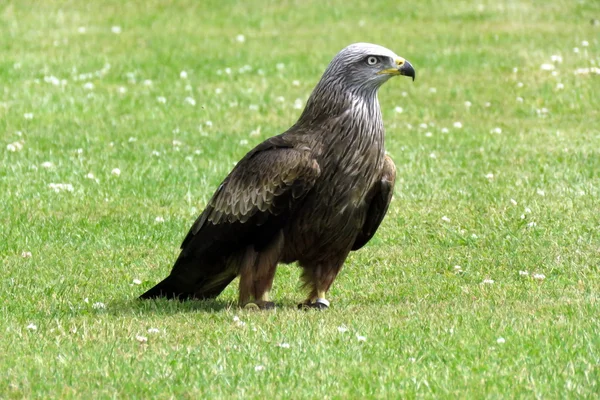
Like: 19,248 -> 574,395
140,43 -> 415,309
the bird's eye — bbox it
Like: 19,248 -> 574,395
366,56 -> 378,65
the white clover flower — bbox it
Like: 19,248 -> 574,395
172,140 -> 182,147
184,97 -> 196,106
83,82 -> 94,90
92,302 -> 106,309
536,189 -> 545,196
132,279 -> 142,285
497,337 -> 506,344
185,84 -> 192,91
254,365 -> 265,372
276,63 -> 285,71
215,88 -> 223,94
356,334 -> 367,342
155,216 -> 165,223
111,26 -> 122,34
180,70 -> 188,79
526,221 -> 537,228
24,113 -> 34,120
556,83 -> 564,90
276,96 -> 285,103
491,127 -> 502,134
248,104 -> 259,111
205,121 -> 213,127
453,121 -> 462,129
394,106 -> 403,113
516,96 -> 524,103
485,173 -> 494,180
85,172 -> 95,180
533,273 -> 546,281
441,127 -> 449,133
464,101 -> 472,108
484,102 -> 491,108
419,123 -> 428,129
152,150 -> 160,156
517,82 -> 524,88
249,127 -> 261,137
292,80 -> 300,86
136,335 -> 148,343
49,183 -> 74,193
441,216 -> 451,222
277,343 -> 291,348
235,34 -> 245,43
224,67 -> 232,75
118,86 -> 127,94
143,79 -> 152,86
111,168 -> 121,177
482,279 -> 494,284
337,325 -> 348,333
147,328 -> 160,334
454,265 -> 462,271
540,63 -> 555,71
26,323 -> 37,331
425,132 -> 432,137
157,96 -> 167,104
233,315 -> 245,327
429,152 -> 437,159
22,251 -> 32,258
239,139 -> 249,145
519,270 -> 529,276
581,40 -> 589,47
77,26 -> 86,34
41,161 -> 54,169
551,55 -> 563,63
6,141 -> 23,152
429,87 -> 437,93
294,99 -> 303,110
524,207 -> 531,214
510,199 -> 518,206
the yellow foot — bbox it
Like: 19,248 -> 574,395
298,298 -> 329,310
243,301 -> 276,311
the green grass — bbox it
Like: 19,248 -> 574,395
2,0 -> 600,398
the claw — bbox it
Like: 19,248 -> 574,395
243,301 -> 275,311
298,298 -> 329,310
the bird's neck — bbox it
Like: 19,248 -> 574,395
296,80 -> 382,133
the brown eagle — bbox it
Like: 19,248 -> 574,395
140,43 -> 415,309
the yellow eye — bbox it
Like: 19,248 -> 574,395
367,56 -> 378,65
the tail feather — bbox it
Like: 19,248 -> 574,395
139,256 -> 237,300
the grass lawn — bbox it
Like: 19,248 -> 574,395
2,0 -> 600,398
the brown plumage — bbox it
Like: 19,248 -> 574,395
140,43 -> 415,309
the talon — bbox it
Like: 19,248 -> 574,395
244,301 -> 276,311
315,298 -> 330,308
298,299 -> 329,310
244,302 -> 260,310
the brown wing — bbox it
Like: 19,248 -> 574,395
180,136 -> 320,256
352,155 -> 396,251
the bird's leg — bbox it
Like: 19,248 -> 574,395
298,263 -> 333,310
241,233 -> 282,310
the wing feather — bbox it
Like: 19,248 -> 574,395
180,136 -> 320,258
352,155 -> 396,251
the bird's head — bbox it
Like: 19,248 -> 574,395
325,43 -> 415,91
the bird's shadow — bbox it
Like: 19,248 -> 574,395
107,298 -> 235,316
105,297 -> 302,316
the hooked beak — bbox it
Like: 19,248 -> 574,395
377,57 -> 416,81
398,59 -> 415,81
